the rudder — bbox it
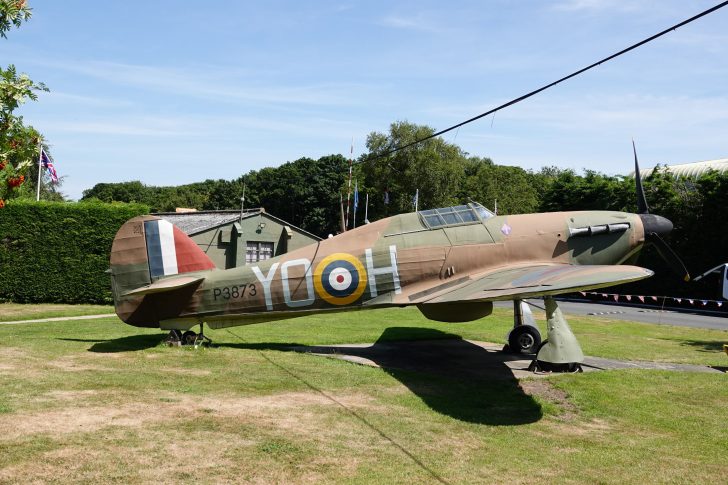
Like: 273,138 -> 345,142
110,216 -> 216,326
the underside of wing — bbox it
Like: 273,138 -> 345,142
421,264 -> 653,304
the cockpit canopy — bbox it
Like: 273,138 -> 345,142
418,202 -> 494,229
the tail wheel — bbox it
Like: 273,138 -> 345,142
508,326 -> 541,354
182,330 -> 197,346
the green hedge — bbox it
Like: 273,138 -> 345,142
0,200 -> 149,304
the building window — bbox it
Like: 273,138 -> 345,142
246,241 -> 274,263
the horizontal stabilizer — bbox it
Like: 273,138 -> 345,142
123,275 -> 205,297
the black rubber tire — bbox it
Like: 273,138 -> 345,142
164,329 -> 183,346
182,330 -> 197,346
534,361 -> 583,373
508,326 -> 542,354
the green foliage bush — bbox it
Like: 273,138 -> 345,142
0,200 -> 148,304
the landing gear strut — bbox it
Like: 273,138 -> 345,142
505,300 -> 542,354
528,297 -> 584,373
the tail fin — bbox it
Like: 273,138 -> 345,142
110,216 -> 216,327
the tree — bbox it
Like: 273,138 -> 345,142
0,1 -> 56,207
81,155 -> 350,237
538,169 -> 632,213
361,121 -> 466,220
82,181 -> 151,205
0,0 -> 29,38
460,157 -> 540,214
244,155 -> 349,236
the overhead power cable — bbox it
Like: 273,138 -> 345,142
366,0 -> 728,162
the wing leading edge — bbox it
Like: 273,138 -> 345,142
418,264 -> 653,304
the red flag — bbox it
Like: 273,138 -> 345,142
41,148 -> 59,183
613,294 -> 619,302
638,296 -> 645,303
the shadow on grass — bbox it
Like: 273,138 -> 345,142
59,334 -> 166,353
678,339 -> 727,353
221,327 -> 542,426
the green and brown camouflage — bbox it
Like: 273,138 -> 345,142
109,203 -> 658,331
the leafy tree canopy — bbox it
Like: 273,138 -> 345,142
0,1 -> 60,207
0,0 -> 30,38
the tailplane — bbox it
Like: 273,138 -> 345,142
110,216 -> 216,327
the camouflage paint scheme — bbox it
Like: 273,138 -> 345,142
109,204 -> 652,331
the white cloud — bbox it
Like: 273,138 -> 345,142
378,12 -> 449,34
31,58 -> 373,108
552,0 -> 644,12
39,91 -> 134,108
40,120 -> 194,137
33,110 -> 368,142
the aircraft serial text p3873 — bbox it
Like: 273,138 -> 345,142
109,157 -> 687,372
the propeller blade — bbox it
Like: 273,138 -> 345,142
633,140 -> 650,214
648,232 -> 690,282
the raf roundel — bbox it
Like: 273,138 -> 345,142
314,253 -> 368,305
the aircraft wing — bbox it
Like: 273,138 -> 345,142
418,264 -> 653,304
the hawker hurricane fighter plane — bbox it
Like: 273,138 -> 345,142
109,151 -> 688,371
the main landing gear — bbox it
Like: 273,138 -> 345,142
505,300 -> 542,354
506,298 -> 584,373
165,323 -> 212,347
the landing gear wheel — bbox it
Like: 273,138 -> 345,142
508,326 -> 541,354
182,330 -> 197,346
165,330 -> 183,346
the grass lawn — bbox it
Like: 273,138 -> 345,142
0,305 -> 726,483
0,303 -> 113,322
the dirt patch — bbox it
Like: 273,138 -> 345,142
544,418 -> 614,437
0,347 -> 33,361
47,357 -> 111,373
519,380 -> 616,438
159,367 -> 212,377
0,391 -> 384,442
519,378 -> 578,419
0,389 -> 393,482
0,347 -> 38,374
46,390 -> 99,401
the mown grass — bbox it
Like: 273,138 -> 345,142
0,303 -> 113,322
0,305 -> 726,483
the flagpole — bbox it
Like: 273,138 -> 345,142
344,138 -> 353,229
353,180 -> 358,229
415,188 -> 419,212
239,181 -> 246,224
35,141 -> 43,202
364,193 -> 369,224
339,193 -> 346,233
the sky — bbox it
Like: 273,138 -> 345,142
2,0 -> 727,200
